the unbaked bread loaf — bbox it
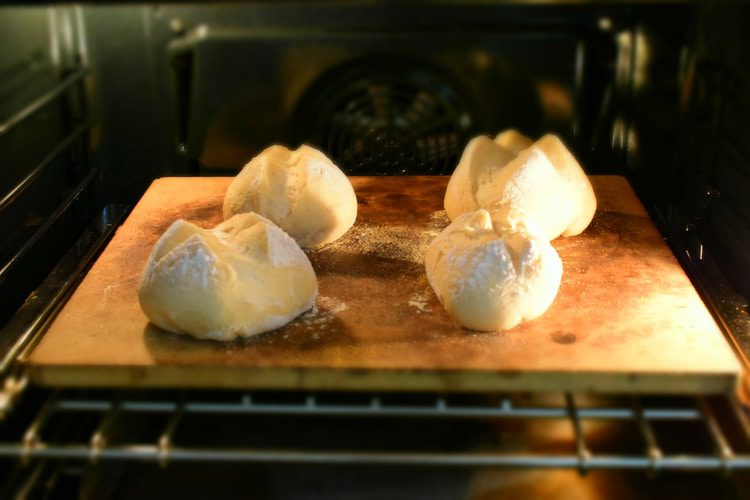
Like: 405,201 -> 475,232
138,213 -> 317,341
444,133 -> 596,240
223,144 -> 357,248
425,209 -> 562,331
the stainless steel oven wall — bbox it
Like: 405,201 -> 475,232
79,5 -> 185,202
0,6 -> 93,326
660,3 -> 750,367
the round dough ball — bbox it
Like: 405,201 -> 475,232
444,133 -> 596,239
223,144 -> 357,248
138,213 -> 317,341
425,209 -> 562,331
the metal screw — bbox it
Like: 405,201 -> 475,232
170,18 -> 185,34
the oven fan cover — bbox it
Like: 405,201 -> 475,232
290,57 -> 477,175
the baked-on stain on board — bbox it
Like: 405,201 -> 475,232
25,176 -> 741,393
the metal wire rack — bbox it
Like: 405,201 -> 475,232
2,389 -> 750,473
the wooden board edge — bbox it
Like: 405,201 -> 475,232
27,364 -> 740,395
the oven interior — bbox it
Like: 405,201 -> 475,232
0,1 -> 749,498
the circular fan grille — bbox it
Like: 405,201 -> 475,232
291,58 -> 476,175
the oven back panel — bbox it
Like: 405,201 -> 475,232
82,3 -> 636,187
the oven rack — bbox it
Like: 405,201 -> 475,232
2,389 -> 750,473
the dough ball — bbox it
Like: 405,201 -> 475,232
138,213 -> 317,341
444,133 -> 596,239
223,144 -> 357,248
425,209 -> 562,331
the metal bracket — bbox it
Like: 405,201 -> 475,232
0,376 -> 28,420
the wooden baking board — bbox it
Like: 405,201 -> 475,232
25,176 -> 741,394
